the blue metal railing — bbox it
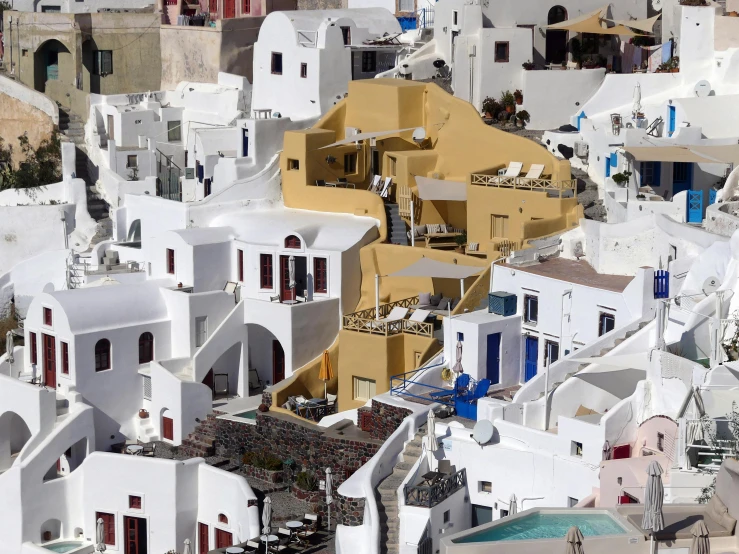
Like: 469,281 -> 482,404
390,361 -> 453,405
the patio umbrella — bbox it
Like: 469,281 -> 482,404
426,409 -> 436,469
509,494 -> 518,516
183,539 -> 192,554
318,350 -> 333,399
452,340 -> 463,373
96,518 -> 106,553
326,467 -> 333,531
262,496 -> 273,535
5,330 -> 13,364
633,82 -> 642,116
642,460 -> 665,554
288,255 -> 296,299
689,520 -> 710,554
565,526 -> 584,554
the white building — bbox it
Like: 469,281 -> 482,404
251,8 -> 402,121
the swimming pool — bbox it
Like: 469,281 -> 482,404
234,409 -> 257,420
453,512 -> 628,543
42,541 -> 87,553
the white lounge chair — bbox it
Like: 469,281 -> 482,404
409,309 -> 432,323
380,177 -> 392,197
368,175 -> 381,193
503,162 -> 523,178
523,164 -> 545,179
383,307 -> 408,321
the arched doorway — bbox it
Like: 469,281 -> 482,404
546,6 -> 568,65
246,325 -> 286,389
0,411 -> 32,472
33,40 -> 72,93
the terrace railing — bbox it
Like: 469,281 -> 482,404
404,468 -> 467,507
471,174 -> 577,195
342,296 -> 433,338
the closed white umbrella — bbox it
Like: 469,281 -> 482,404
326,467 -> 333,531
288,255 -> 296,299
262,496 -> 273,535
426,410 -> 437,469
5,330 -> 14,365
452,341 -> 463,373
642,460 -> 665,554
96,518 -> 106,553
633,82 -> 642,116
689,520 -> 710,554
183,539 -> 192,554
509,494 -> 518,516
565,526 -> 585,554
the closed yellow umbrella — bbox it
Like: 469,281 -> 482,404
319,350 -> 334,399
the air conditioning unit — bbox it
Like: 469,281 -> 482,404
575,141 -> 589,158
488,292 -> 517,316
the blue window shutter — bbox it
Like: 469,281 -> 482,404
610,153 -> 618,168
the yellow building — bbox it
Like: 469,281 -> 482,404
274,78 -> 583,412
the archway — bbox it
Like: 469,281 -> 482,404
204,342 -> 244,402
246,324 -> 285,390
33,40 -> 72,93
545,6 -> 568,64
127,219 -> 142,243
0,411 -> 32,472
40,518 -> 62,543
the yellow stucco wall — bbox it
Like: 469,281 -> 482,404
0,90 -> 55,167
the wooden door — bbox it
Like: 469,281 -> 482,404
272,340 -> 285,384
42,333 -> 56,388
162,416 -> 174,441
198,523 -> 209,554
223,0 -> 235,18
215,529 -> 233,549
280,255 -> 292,301
124,516 -> 147,554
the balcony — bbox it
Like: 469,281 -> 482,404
471,173 -> 577,197
342,296 -> 434,338
404,467 -> 467,508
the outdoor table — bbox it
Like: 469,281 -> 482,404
420,471 -> 442,486
259,535 -> 278,554
303,398 -> 327,420
226,548 -> 245,554
286,521 -> 304,544
126,445 -> 144,455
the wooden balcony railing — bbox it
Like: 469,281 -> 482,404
471,174 -> 577,194
342,296 -> 433,338
404,468 -> 467,507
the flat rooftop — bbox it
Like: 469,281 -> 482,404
505,257 -> 634,293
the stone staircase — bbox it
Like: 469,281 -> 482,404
376,425 -> 424,554
537,320 -> 651,399
385,203 -> 409,246
178,412 -> 219,458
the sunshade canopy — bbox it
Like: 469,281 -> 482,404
387,258 -> 483,279
319,127 -> 416,149
414,176 -> 467,201
546,8 -> 639,36
623,145 -> 739,164
609,13 -> 661,33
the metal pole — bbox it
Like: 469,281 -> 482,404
375,274 -> 380,321
460,278 -> 465,299
410,200 -> 415,247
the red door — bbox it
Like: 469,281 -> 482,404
280,255 -> 292,301
272,340 -> 285,384
42,334 -> 56,388
123,516 -> 146,554
162,416 -> 174,441
198,523 -> 209,554
223,0 -> 235,18
215,529 -> 232,549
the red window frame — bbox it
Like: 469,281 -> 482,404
209,0 -> 217,14
314,257 -> 327,293
260,254 -> 273,289
223,0 -> 235,18
61,341 -> 69,374
242,0 -> 249,14
43,307 -> 52,326
129,495 -> 142,509
238,249 -> 244,282
30,332 -> 38,365
96,512 -> 116,545
167,249 -> 175,274
284,235 -> 301,248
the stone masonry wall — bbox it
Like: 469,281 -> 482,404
369,400 -> 412,441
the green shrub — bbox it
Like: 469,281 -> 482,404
295,471 -> 318,491
242,450 -> 284,471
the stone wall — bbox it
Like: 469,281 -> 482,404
334,494 -> 365,527
368,400 -> 412,441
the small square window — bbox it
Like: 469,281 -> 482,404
480,481 -> 492,493
129,495 -> 142,509
457,332 -> 464,342
500,509 -> 509,518
300,63 -> 307,78
127,155 -> 138,168
494,41 -> 510,63
443,510 -> 450,524
167,120 -> 181,142
571,441 -> 583,457
22,49 -> 28,57
288,159 -> 300,171
599,312 -> 615,336
271,52 -> 283,75
657,432 -> 665,452
524,295 -> 538,323
344,153 -> 357,174
43,307 -> 52,326
361,51 -> 376,73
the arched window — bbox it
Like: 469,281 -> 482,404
138,332 -> 154,364
285,235 -> 301,249
95,339 -> 111,371
547,5 -> 567,24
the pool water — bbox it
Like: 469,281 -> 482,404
43,542 -> 85,553
234,410 -> 257,420
454,513 -> 627,543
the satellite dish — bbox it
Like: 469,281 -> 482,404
433,59 -> 446,69
412,127 -> 427,144
471,420 -> 494,445
694,80 -> 712,98
651,0 -> 662,11
702,277 -> 720,295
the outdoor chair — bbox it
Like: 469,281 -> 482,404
379,177 -> 392,197
141,443 -> 156,457
467,378 -> 491,401
248,367 -> 263,393
245,542 -> 260,552
277,529 -> 291,539
368,175 -> 381,193
296,295 -> 307,302
523,164 -> 545,180
409,309 -> 431,323
382,307 -> 408,322
502,162 -> 523,178
270,295 -> 280,302
315,179 -> 326,187
337,177 -> 348,184
429,373 -> 470,399
438,459 -> 454,475
302,513 -> 319,532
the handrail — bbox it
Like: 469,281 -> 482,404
349,295 -> 420,320
404,468 -> 467,508
471,174 -> 577,192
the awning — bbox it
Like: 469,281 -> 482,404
387,258 -> 483,279
414,176 -> 467,201
608,13 -> 661,33
546,7 -> 640,36
318,127 -> 416,149
623,145 -> 739,164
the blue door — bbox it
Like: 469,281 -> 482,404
242,129 -> 249,157
605,155 -> 611,178
46,50 -> 59,82
576,111 -> 587,131
668,106 -> 676,137
486,333 -> 501,385
524,336 -> 538,382
709,189 -> 717,205
673,162 -> 693,195
687,190 -> 703,223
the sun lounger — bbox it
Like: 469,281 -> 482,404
383,307 -> 408,322
380,177 -> 392,197
368,175 -> 381,193
503,162 -> 523,178
523,164 -> 545,179
409,309 -> 431,323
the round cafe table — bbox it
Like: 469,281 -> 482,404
286,521 -> 304,544
125,444 -> 144,455
226,548 -> 245,554
259,535 -> 278,554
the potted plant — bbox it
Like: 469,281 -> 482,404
481,97 -> 499,119
513,89 -> 523,105
139,409 -> 149,419
454,232 -> 467,253
522,61 -> 535,70
515,110 -> 530,128
500,90 -> 516,114
611,171 -> 632,186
